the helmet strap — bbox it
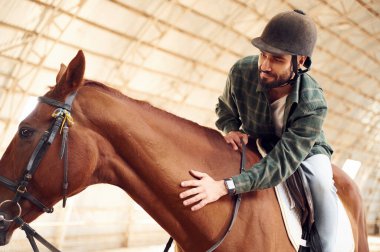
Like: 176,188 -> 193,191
288,55 -> 300,85
289,55 -> 311,85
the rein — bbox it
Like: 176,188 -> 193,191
0,92 -> 77,252
164,139 -> 246,252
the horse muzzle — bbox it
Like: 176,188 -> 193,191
0,215 -> 12,245
0,200 -> 22,245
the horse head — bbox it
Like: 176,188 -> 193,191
0,51 -> 90,245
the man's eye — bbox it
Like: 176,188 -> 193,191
19,127 -> 34,139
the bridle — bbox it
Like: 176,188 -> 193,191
0,92 -> 78,252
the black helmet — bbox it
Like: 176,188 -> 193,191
252,10 -> 317,58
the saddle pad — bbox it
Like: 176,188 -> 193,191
257,139 -> 355,252
275,182 -> 303,250
275,183 -> 355,252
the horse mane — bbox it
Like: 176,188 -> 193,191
84,80 -> 128,100
83,80 -> 224,142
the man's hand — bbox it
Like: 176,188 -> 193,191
179,170 -> 227,211
224,131 -> 248,150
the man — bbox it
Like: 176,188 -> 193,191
179,10 -> 338,252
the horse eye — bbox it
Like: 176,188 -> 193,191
19,127 -> 34,139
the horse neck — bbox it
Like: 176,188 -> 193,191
76,85 -> 245,248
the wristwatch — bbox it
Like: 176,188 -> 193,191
224,178 -> 236,196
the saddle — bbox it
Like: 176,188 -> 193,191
258,137 -> 322,252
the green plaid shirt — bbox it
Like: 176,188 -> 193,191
215,55 -> 333,194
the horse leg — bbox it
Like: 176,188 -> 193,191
332,164 -> 369,252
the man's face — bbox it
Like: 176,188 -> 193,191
258,51 -> 293,89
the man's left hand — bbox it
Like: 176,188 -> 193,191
179,170 -> 227,211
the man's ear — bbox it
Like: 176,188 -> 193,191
51,50 -> 85,99
298,55 -> 307,67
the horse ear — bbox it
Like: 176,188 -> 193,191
51,50 -> 85,98
56,63 -> 67,84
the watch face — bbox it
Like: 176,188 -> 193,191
225,178 -> 235,195
226,179 -> 235,190
226,179 -> 235,189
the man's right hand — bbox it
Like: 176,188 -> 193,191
224,131 -> 248,150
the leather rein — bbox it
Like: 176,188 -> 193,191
0,92 -> 77,252
164,140 -> 246,252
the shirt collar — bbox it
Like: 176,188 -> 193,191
288,75 -> 300,104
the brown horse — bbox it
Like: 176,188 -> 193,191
0,51 -> 368,251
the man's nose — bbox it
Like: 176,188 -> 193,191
261,58 -> 271,71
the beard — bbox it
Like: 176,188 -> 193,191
258,66 -> 293,90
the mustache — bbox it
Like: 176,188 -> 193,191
258,68 -> 275,77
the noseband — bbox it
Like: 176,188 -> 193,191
0,91 -> 77,252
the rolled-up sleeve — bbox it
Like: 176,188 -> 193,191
232,97 -> 328,193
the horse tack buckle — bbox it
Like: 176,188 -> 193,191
16,185 -> 27,194
16,174 -> 31,194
